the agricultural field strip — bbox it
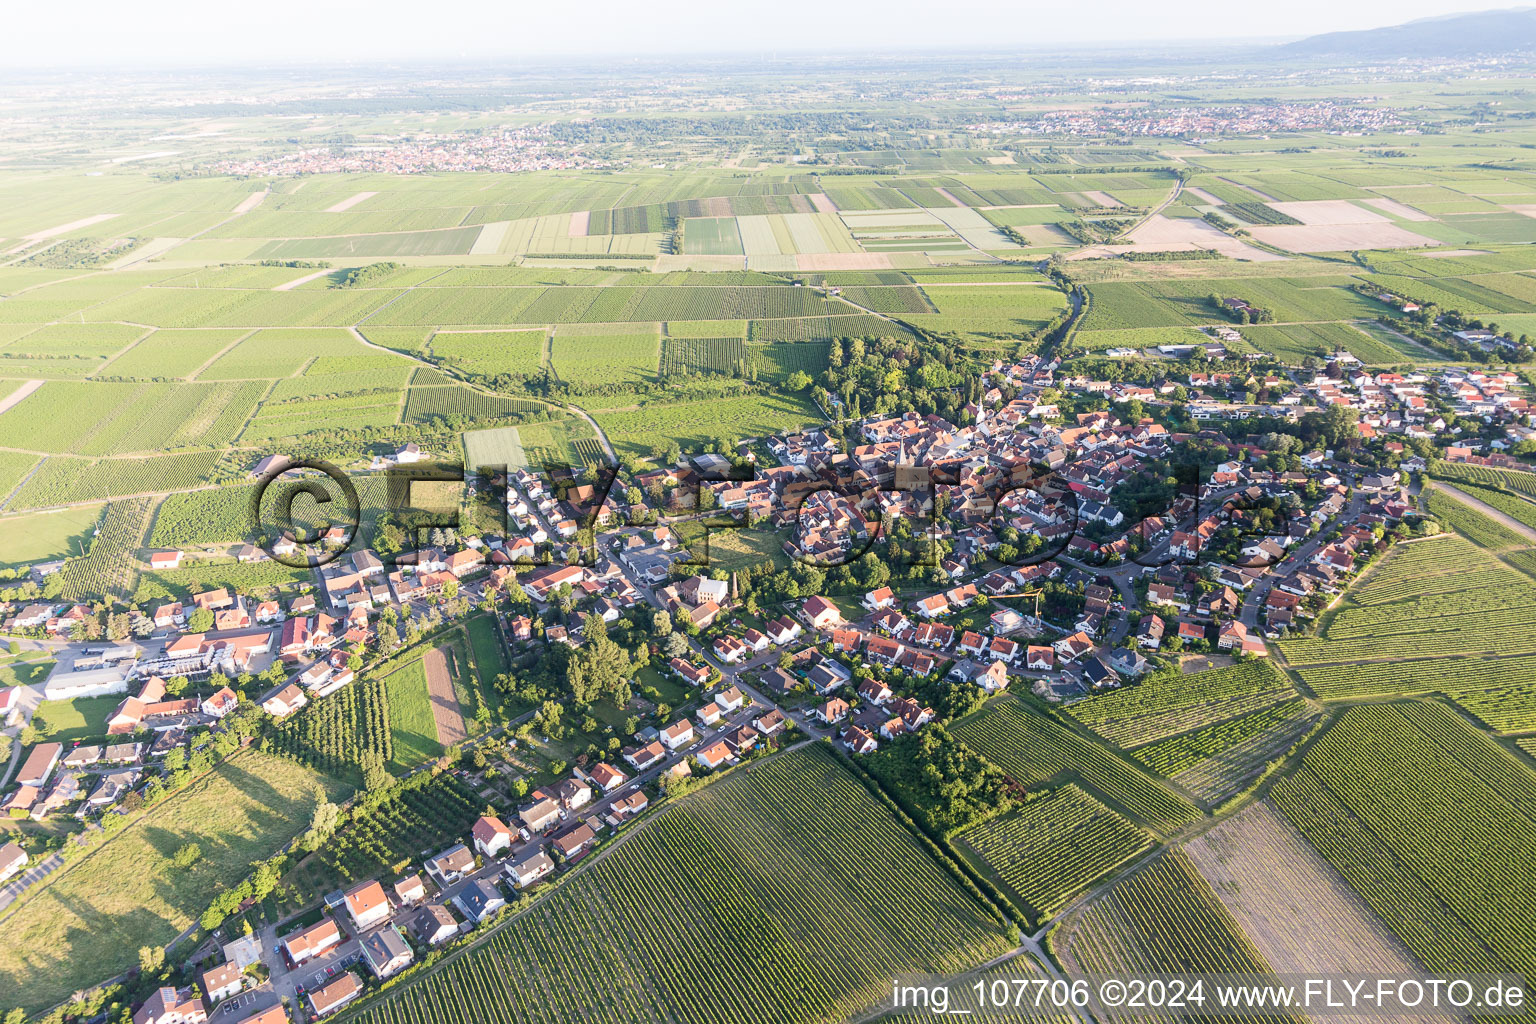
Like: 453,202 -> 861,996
352,745 -> 1013,1024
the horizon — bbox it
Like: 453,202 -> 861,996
6,0 -> 1520,70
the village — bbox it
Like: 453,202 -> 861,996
0,332 -> 1525,1024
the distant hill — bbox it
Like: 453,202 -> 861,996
1280,7 -> 1536,58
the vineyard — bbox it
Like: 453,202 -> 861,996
1184,802 -> 1428,980
953,699 -> 1201,836
1222,202 -> 1302,225
1438,480 -> 1536,534
265,674 -> 393,782
290,771 -> 483,904
1423,487 -> 1531,551
1278,532 -> 1536,669
351,745 -> 1014,1024
1064,660 -> 1296,749
957,785 -> 1153,924
1428,459 -> 1536,498
659,336 -> 749,377
1057,850 -> 1289,1024
1272,702 -> 1536,989
1164,701 -> 1317,804
54,497 -> 152,602
1132,698 -> 1310,777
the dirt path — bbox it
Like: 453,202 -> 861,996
423,646 -> 467,746
1432,481 -> 1536,545
0,380 -> 44,416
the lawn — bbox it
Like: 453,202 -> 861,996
31,695 -> 122,743
0,751 -> 348,1015
0,654 -> 53,688
465,613 -> 508,707
0,505 -> 103,565
380,657 -> 444,770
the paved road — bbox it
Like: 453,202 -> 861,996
0,851 -> 61,915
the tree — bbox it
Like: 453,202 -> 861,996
171,842 -> 202,869
651,610 -> 672,637
187,607 -> 214,633
137,945 -> 165,974
785,370 -> 813,391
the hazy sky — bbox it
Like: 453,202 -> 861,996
12,0 -> 1510,67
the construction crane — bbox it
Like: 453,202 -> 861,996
1018,588 -> 1044,625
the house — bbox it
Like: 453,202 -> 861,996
766,617 -> 803,645
612,791 -> 650,818
695,740 -> 732,770
557,777 -> 592,810
504,846 -> 556,888
360,925 -> 414,979
803,595 -> 843,629
715,685 -> 744,712
148,551 -> 183,571
133,988 -> 207,1024
1052,632 -> 1095,662
915,594 -> 950,619
16,742 -> 62,787
552,822 -> 597,860
816,698 -> 849,724
858,679 -> 893,705
343,879 -> 391,931
452,878 -> 507,923
1137,614 -> 1166,650
660,719 -> 695,750
755,710 -> 787,737
842,726 -> 878,754
864,587 -> 896,611
0,842 -> 28,884
425,843 -> 476,884
281,918 -> 341,964
1110,647 -> 1149,677
622,741 -> 665,770
201,686 -> 238,718
306,973 -> 362,1018
519,799 -> 562,834
667,658 -> 711,687
200,962 -> 243,1005
1178,620 -> 1207,644
1026,646 -> 1055,671
972,659 -> 1010,692
588,763 -> 627,792
409,904 -> 459,946
393,874 -> 426,906
261,685 -> 307,718
696,701 -> 723,727
713,635 -> 748,664
221,934 -> 262,972
471,815 -> 514,858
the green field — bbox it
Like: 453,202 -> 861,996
1273,702 -> 1536,988
30,695 -> 120,743
0,751 -> 348,1015
381,657 -> 445,770
350,745 -> 1012,1024
0,503 -> 103,564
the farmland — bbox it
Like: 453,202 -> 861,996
1272,703 -> 1536,988
1184,802 -> 1429,985
1056,849 -> 1288,1024
352,745 -> 1013,1024
956,785 -> 1153,924
380,656 -> 446,770
1278,531 -> 1536,672
953,698 -> 1202,836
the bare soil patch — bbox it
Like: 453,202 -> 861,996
796,252 -> 895,271
1186,802 -> 1450,1024
807,193 -> 838,213
568,211 -> 590,237
1250,222 -> 1438,252
423,646 -> 467,747
1080,190 -> 1122,208
324,191 -> 378,214
1360,196 -> 1434,222
1183,186 -> 1224,206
